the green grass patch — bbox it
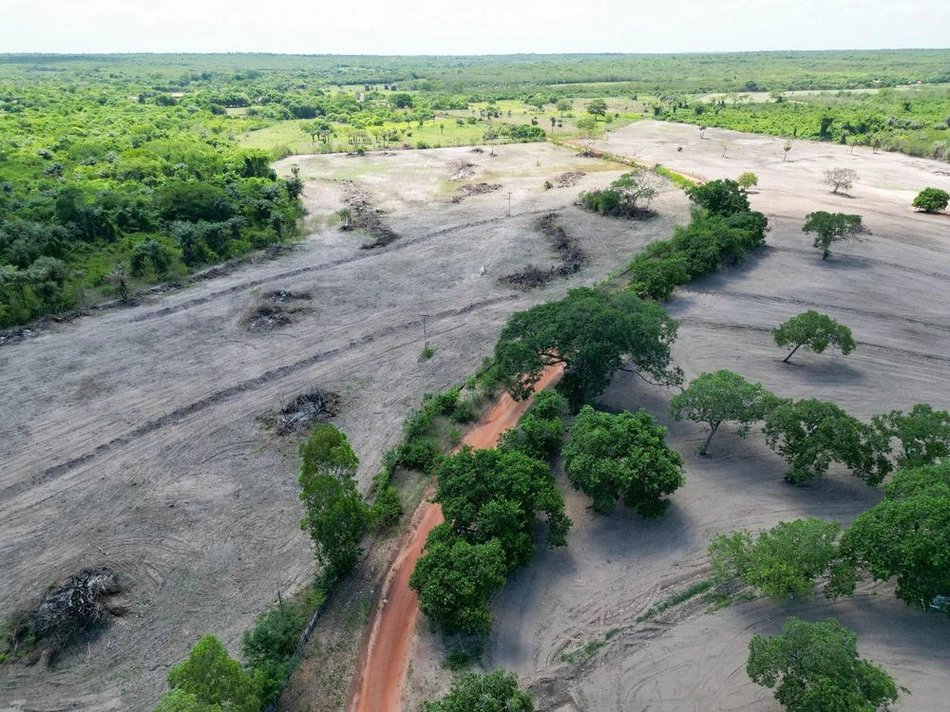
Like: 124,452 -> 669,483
636,579 -> 714,622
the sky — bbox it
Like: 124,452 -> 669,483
2,0 -> 949,55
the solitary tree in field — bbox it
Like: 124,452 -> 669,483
747,617 -> 902,712
736,172 -> 758,190
556,99 -> 573,115
783,140 -> 792,161
669,370 -> 775,455
802,211 -> 863,259
773,310 -> 855,363
586,99 -> 608,119
912,187 -> 949,213
824,167 -> 858,194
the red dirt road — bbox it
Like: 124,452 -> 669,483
351,366 -> 563,712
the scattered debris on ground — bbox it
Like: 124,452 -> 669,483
342,182 -> 402,249
260,389 -> 342,436
263,290 -> 313,304
243,303 -> 294,331
449,159 -> 477,181
451,183 -> 502,203
4,568 -> 123,664
500,213 -> 588,290
554,171 -> 586,188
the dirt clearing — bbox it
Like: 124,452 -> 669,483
0,143 -> 665,710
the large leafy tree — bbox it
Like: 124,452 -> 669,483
802,211 -> 863,260
762,398 -> 892,485
872,403 -> 950,469
709,518 -> 853,600
298,424 -> 370,578
423,670 -> 534,712
497,390 -> 568,461
912,187 -> 949,213
160,635 -> 260,712
840,463 -> 950,608
494,288 -> 681,413
747,617 -> 901,712
563,406 -> 685,516
685,178 -> 750,216
773,311 -> 856,364
409,525 -> 508,635
435,446 -> 571,567
669,370 -> 775,455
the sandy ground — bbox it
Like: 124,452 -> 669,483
0,144 -> 674,711
462,123 -> 950,711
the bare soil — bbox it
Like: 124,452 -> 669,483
473,123 -> 950,712
0,144 -> 656,711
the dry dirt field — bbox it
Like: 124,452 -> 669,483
0,143 -> 675,711
403,123 -> 950,710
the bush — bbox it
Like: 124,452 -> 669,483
242,604 -> 308,704
396,440 -> 441,474
912,187 -> 949,213
370,485 -> 403,529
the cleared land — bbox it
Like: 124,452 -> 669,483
450,123 -> 949,711
0,144 -> 670,710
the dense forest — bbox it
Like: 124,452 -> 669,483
1,50 -> 948,327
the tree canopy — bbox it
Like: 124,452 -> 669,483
912,187 -> 949,213
423,670 -> 534,712
840,463 -> 950,609
747,617 -> 901,712
872,403 -> 950,469
685,179 -> 750,216
802,211 -> 863,259
493,288 -> 681,413
762,398 -> 892,485
773,310 -> 856,364
160,635 -> 260,712
563,406 -> 685,516
669,370 -> 775,455
298,425 -> 370,578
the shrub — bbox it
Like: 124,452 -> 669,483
912,187 -> 949,213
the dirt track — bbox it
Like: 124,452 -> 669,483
0,144 -> 668,710
351,366 -> 563,712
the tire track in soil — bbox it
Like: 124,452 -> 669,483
4,295 -> 517,502
350,365 -> 564,712
131,210 -> 554,324
677,287 -> 950,332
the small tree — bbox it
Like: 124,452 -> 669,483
747,617 -> 901,712
298,425 -> 370,578
736,172 -> 758,190
773,310 -> 856,363
564,406 -> 685,516
840,463 -> 950,608
872,403 -> 950,469
824,167 -> 858,194
586,99 -> 608,118
912,187 -> 949,213
423,670 -> 534,712
709,518 -> 852,599
783,141 -> 791,161
159,635 -> 260,712
669,370 -> 775,455
762,398 -> 892,485
556,99 -> 573,115
802,211 -> 863,259
685,179 -> 750,217
409,525 -> 507,635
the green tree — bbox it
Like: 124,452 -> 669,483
762,398 -> 892,485
709,518 -> 852,599
423,670 -> 534,712
153,689 -> 220,712
556,99 -> 573,115
586,99 -> 608,118
242,603 -> 308,705
298,425 -> 370,578
669,370 -> 775,455
802,211 -> 863,260
840,463 -> 950,608
685,179 -> 750,216
872,403 -> 950,469
162,635 -> 260,712
563,406 -> 685,516
435,446 -> 570,567
493,288 -> 681,413
409,525 -> 507,635
747,617 -> 901,712
626,255 -> 690,301
736,172 -> 758,190
497,390 -> 568,461
912,187 -> 949,213
773,310 -> 856,364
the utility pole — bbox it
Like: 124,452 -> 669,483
506,192 -> 513,217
